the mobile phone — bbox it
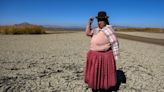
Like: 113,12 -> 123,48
90,17 -> 94,22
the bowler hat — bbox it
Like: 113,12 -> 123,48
96,11 -> 109,19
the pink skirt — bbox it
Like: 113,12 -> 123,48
84,49 -> 117,90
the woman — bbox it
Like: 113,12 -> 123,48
84,11 -> 119,92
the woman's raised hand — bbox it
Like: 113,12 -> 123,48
88,16 -> 94,25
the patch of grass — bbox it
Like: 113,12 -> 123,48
0,24 -> 45,34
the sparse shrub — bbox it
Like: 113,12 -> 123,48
0,23 -> 45,34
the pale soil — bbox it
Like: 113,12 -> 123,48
0,32 -> 164,92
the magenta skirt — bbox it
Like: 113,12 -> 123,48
84,49 -> 117,90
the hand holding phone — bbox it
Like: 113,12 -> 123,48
89,16 -> 94,25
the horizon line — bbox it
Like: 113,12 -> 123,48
0,22 -> 164,29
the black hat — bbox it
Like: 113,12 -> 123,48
96,11 -> 109,19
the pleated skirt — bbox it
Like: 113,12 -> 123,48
84,49 -> 117,90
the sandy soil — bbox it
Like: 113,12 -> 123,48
0,32 -> 164,92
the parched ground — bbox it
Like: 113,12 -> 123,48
0,31 -> 164,92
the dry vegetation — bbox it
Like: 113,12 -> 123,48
115,28 -> 164,33
0,23 -> 45,34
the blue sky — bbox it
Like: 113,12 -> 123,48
0,0 -> 164,28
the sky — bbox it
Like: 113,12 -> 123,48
0,0 -> 164,28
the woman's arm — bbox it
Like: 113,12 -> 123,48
85,16 -> 94,37
91,43 -> 111,51
102,25 -> 120,61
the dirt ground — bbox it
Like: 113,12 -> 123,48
0,31 -> 164,92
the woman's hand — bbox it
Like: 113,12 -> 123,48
88,16 -> 94,25
86,16 -> 94,37
103,43 -> 111,51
